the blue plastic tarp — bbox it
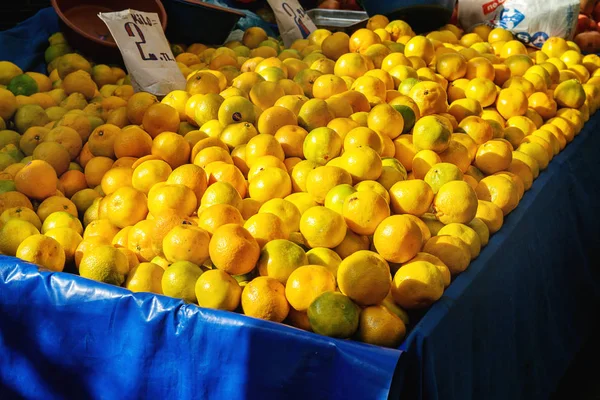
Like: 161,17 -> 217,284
0,8 -> 59,73
0,260 -> 401,399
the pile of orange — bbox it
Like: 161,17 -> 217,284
0,17 -> 597,348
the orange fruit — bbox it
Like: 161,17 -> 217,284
113,126 -> 153,159
44,226 -> 83,265
88,124 -> 121,158
105,187 -> 149,228
41,210 -> 83,235
248,167 -> 292,203
447,98 -> 482,122
422,236 -> 470,275
166,164 -> 208,205
274,125 -> 308,158
217,124 -> 255,155
100,167 -> 133,195
334,53 -> 370,80
82,216 -> 120,240
36,195 -> 77,222
256,105 -> 298,135
131,159 -> 172,194
349,28 -> 382,54
393,134 -> 418,171
539,124 -> 567,151
475,140 -> 513,175
19,126 -> 49,156
32,141 -> 70,176
126,219 -> 156,262
321,32 -> 350,61
408,81 -> 448,117
197,203 -> 243,234
73,236 -> 111,268
127,92 -> 158,125
78,143 -> 94,169
16,234 -> 65,272
0,191 -> 33,215
389,179 -> 434,216
465,57 -> 495,80
242,276 -> 289,322
285,264 -> 336,311
436,52 -> 467,81
0,206 -> 41,230
496,88 -> 528,120
0,219 -> 40,256
204,162 -> 247,198
374,215 -> 422,263
342,190 -> 390,236
71,188 -> 101,216
405,35 -> 435,63
493,63 -> 511,86
209,223 -> 260,275
150,213 -> 195,257
465,77 -> 497,107
475,175 -> 520,216
15,160 -> 57,200
45,126 -> 83,160
193,146 -> 233,168
58,170 -> 87,198
244,213 -> 289,248
528,92 -> 557,120
147,184 -> 197,217
151,131 -> 191,169
84,156 -> 114,188
163,224 -> 210,265
459,116 -> 493,145
112,226 -> 132,248
142,103 -> 180,138
113,157 -> 138,168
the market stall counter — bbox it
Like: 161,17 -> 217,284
1,7 -> 600,400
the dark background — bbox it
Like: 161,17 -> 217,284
0,1 -> 51,31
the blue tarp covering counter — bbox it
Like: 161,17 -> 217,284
1,8 -> 600,400
0,260 -> 401,400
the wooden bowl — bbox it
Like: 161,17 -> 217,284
51,0 -> 167,63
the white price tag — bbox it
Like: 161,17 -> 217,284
98,9 -> 186,96
267,0 -> 317,48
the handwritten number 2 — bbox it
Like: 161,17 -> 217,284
124,22 -> 157,61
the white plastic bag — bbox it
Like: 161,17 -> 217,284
267,0 -> 317,47
458,0 -> 579,47
99,9 -> 186,96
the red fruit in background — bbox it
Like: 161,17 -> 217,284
319,0 -> 341,9
342,0 -> 361,11
450,4 -> 459,25
574,30 -> 600,53
578,14 -> 591,34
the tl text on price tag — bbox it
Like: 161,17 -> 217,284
99,9 -> 186,96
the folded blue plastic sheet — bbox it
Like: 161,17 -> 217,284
0,259 -> 401,399
0,8 -> 59,73
394,113 -> 600,400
